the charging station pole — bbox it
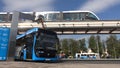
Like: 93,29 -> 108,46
7,11 -> 19,61
7,11 -> 35,61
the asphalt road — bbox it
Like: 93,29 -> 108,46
0,61 -> 120,68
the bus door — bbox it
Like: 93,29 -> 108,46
25,34 -> 34,59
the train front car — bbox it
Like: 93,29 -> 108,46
62,11 -> 99,21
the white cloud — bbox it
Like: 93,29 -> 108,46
3,0 -> 55,11
79,0 -> 120,13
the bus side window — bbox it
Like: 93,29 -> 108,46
77,54 -> 80,58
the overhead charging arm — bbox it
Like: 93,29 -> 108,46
34,15 -> 45,29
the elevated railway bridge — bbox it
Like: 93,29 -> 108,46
1,11 -> 120,61
1,20 -> 120,34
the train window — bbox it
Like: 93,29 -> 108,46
44,14 -> 47,21
79,12 -> 86,20
46,13 -> 60,21
8,14 -> 12,21
63,13 -> 80,21
0,14 -> 7,22
0,14 -> 12,22
85,13 -> 98,20
63,13 -> 71,21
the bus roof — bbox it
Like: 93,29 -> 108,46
38,28 -> 57,35
16,28 -> 57,40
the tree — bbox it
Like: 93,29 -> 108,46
101,40 -> 106,53
60,39 -> 69,56
96,35 -> 104,57
68,39 -> 79,57
78,38 -> 87,52
117,39 -> 120,58
88,35 -> 97,53
60,39 -> 79,57
106,35 -> 118,58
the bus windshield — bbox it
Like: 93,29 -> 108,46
35,32 -> 58,50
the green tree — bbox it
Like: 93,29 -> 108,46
60,39 -> 69,56
96,35 -> 103,57
88,35 -> 97,53
106,35 -> 118,58
68,39 -> 79,57
116,39 -> 120,58
101,40 -> 106,53
78,38 -> 87,52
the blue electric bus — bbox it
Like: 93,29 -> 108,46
15,28 -> 59,61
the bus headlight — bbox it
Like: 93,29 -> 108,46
38,51 -> 44,53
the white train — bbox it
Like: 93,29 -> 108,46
0,11 -> 99,22
35,11 -> 99,21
